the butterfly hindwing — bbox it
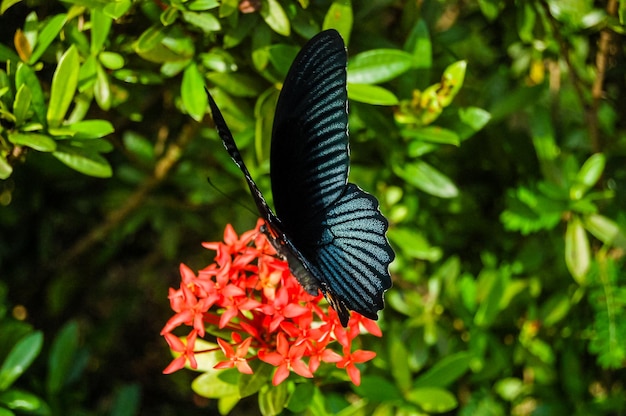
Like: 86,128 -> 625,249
305,184 -> 393,322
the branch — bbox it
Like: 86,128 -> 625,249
56,120 -> 200,268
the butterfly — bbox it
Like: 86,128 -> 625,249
206,29 -> 394,327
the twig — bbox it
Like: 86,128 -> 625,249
590,0 -> 618,150
56,120 -> 200,268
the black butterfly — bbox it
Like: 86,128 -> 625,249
206,29 -> 394,327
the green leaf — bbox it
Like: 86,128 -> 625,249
286,382 -> 314,413
258,382 -> 288,416
1,0 -> 23,15
354,375 -> 403,403
52,144 -> 113,178
181,63 -> 206,121
103,0 -> 132,19
322,0 -> 353,44
438,60 -> 466,107
238,361 -> 273,398
565,215 -> 590,284
261,0 -> 290,36
94,63 -> 111,110
12,83 -> 31,126
414,352 -> 473,388
347,83 -> 398,105
8,132 -> 56,152
584,214 -> 626,249
457,107 -> 491,140
47,321 -> 79,394
0,157 -> 12,179
206,72 -> 263,98
474,269 -> 504,327
188,0 -> 220,11
47,45 -> 79,127
90,8 -> 112,53
395,160 -> 459,198
0,389 -> 48,413
192,369 -> 239,398
348,49 -> 415,84
110,383 -> 140,416
570,153 -> 605,199
68,120 -> 114,139
15,63 -> 45,123
181,11 -> 221,33
99,51 -> 125,70
401,126 -> 460,145
387,228 -> 442,262
0,331 -> 43,390
406,387 -> 458,413
29,14 -> 67,64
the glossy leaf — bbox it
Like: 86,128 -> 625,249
401,126 -> 460,145
28,13 -> 66,64
260,0 -> 290,36
192,369 -> 239,398
438,60 -> 466,107
8,132 -> 56,152
94,63 -> 111,110
181,11 -> 221,33
414,352 -> 473,388
12,83 -> 31,125
0,331 -> 43,391
387,228 -> 442,262
395,160 -> 459,198
15,63 -> 45,123
565,215 -> 590,284
258,382 -> 288,416
47,45 -> 79,127
206,72 -> 263,98
181,63 -> 206,121
406,387 -> 458,413
103,0 -> 132,19
68,120 -> 114,139
0,157 -> 12,179
348,49 -> 414,84
285,382 -> 314,412
0,389 -> 48,413
238,361 -> 273,398
347,83 -> 398,105
322,0 -> 353,44
570,153 -> 605,199
1,0 -> 23,15
47,321 -> 79,394
52,145 -> 113,178
99,51 -> 124,70
354,375 -> 403,403
584,214 -> 626,249
90,8 -> 112,53
474,269 -> 504,327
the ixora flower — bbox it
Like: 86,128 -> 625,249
161,219 -> 382,387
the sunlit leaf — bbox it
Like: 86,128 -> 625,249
348,49 -> 414,84
47,45 -> 79,127
565,215 -> 590,284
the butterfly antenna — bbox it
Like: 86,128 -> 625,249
206,177 -> 260,218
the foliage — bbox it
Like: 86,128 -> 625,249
0,0 -> 625,415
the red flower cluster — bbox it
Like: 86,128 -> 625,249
161,219 -> 381,386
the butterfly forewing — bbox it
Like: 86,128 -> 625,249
270,30 -> 349,242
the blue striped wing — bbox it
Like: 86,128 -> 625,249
270,30 -> 349,238
301,184 -> 394,325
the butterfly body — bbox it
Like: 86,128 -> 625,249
207,29 -> 394,326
